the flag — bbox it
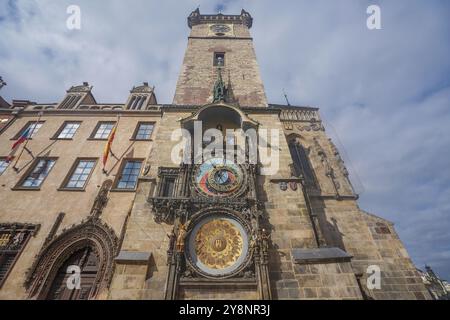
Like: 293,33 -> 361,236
102,123 -> 118,167
6,127 -> 30,162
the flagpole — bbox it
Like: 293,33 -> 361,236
13,111 -> 43,171
102,113 -> 121,174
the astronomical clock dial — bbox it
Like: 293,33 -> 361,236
193,157 -> 244,197
187,215 -> 249,277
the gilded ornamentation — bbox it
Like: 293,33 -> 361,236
194,219 -> 243,270
176,223 -> 188,253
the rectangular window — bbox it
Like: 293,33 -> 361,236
133,122 -> 154,140
62,158 -> 96,190
162,178 -> 175,197
91,122 -> 116,140
19,158 -> 56,189
213,52 -> 225,67
14,121 -> 44,140
55,121 -> 81,139
0,159 -> 9,176
115,160 -> 142,190
0,224 -> 38,288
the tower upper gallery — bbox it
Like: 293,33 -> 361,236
172,9 -> 268,107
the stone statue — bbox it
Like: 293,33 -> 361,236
260,228 -> 270,252
176,223 -> 188,253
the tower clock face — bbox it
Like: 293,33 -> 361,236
187,215 -> 249,277
193,158 -> 244,197
210,24 -> 231,35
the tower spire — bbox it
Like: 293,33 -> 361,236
213,67 -> 226,103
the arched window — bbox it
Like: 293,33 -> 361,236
46,247 -> 98,300
288,138 -> 316,187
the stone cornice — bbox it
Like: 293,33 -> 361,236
188,9 -> 253,29
0,108 -> 162,117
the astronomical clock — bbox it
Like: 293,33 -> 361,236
186,157 -> 252,278
161,153 -> 272,299
192,157 -> 246,198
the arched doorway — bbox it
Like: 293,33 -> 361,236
25,218 -> 118,300
46,247 -> 99,300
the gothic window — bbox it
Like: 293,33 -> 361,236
288,139 -> 316,187
0,158 -> 9,175
128,96 -> 136,109
0,224 -> 38,288
213,52 -> 225,67
46,247 -> 98,300
132,122 -> 154,140
157,168 -> 180,198
54,121 -> 81,139
61,158 -> 97,190
162,178 -> 175,197
59,95 -> 82,110
90,121 -> 116,140
114,159 -> 143,190
128,95 -> 147,110
13,121 -> 44,140
17,157 -> 57,189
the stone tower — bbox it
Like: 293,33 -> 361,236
173,9 -> 268,107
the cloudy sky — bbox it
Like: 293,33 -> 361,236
1,0 -> 449,279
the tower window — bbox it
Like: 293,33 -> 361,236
213,52 -> 225,67
90,121 -> 116,140
128,95 -> 147,110
162,178 -> 175,197
59,95 -> 82,109
54,121 -> 81,140
17,157 -> 57,189
114,159 -> 143,190
13,121 -> 44,140
288,141 -> 316,187
61,158 -> 97,190
0,158 -> 9,176
132,122 -> 154,140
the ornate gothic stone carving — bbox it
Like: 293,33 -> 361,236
25,217 -> 119,299
91,179 -> 113,218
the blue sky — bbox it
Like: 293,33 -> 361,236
1,0 -> 450,280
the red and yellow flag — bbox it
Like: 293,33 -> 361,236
102,123 -> 118,168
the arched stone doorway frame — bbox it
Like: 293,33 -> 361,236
25,217 -> 118,300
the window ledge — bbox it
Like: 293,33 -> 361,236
11,186 -> 41,191
110,188 -> 137,193
57,188 -> 86,192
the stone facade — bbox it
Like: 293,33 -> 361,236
0,9 -> 430,300
173,9 -> 268,107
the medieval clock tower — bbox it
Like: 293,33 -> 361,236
164,9 -> 272,299
106,9 -> 430,300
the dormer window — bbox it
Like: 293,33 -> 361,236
126,82 -> 157,110
213,52 -> 225,67
128,95 -> 147,110
59,94 -> 82,109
